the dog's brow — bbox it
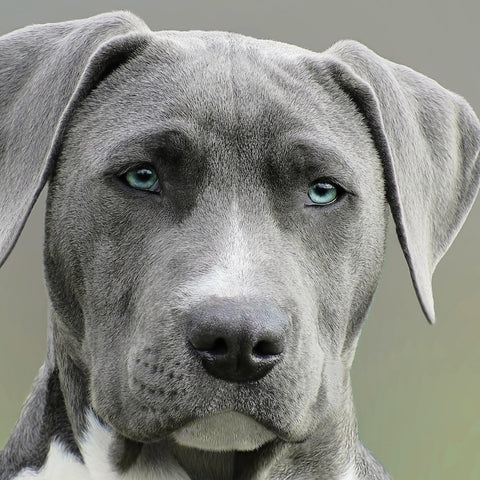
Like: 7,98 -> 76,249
285,138 -> 355,176
105,129 -> 193,165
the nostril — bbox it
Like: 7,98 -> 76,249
252,339 -> 284,357
198,337 -> 228,356
210,338 -> 228,355
189,334 -> 229,356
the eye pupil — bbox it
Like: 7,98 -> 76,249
135,169 -> 152,182
307,182 -> 338,205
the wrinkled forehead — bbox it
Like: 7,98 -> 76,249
69,31 -> 376,177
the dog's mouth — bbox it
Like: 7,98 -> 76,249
97,410 -> 284,477
96,402 -> 288,449
171,410 -> 278,452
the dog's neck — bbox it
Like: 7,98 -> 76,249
12,416 -> 359,480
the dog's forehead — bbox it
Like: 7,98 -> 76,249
142,31 -> 353,130
123,32 -> 327,128
68,31 -> 377,181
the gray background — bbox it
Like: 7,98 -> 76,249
1,1 -> 479,478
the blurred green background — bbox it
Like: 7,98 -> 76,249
1,1 -> 479,478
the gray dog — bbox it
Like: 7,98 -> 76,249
1,11 -> 479,480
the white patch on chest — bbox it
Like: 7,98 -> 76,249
12,411 -> 188,480
12,441 -> 90,480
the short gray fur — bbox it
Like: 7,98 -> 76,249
0,11 -> 479,480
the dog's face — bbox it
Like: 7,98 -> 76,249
44,35 -> 387,448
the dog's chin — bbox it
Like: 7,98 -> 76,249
172,411 -> 277,452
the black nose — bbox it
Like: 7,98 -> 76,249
186,298 -> 288,383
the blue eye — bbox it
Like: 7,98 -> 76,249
306,181 -> 339,206
123,166 -> 160,193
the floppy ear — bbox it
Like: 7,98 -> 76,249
324,40 -> 480,323
0,11 -> 150,267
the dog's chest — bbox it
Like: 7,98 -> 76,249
13,442 -> 91,480
12,441 -> 188,480
12,445 -> 357,480
12,448 -> 357,480
12,414 -> 189,480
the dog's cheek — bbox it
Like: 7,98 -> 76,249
45,174 -> 167,404
286,174 -> 388,365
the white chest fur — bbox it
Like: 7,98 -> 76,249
12,411 -> 188,480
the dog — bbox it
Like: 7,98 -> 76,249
1,11 -> 479,480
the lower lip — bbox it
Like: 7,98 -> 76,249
172,410 -> 277,451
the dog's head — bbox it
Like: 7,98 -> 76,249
1,12 -> 479,453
